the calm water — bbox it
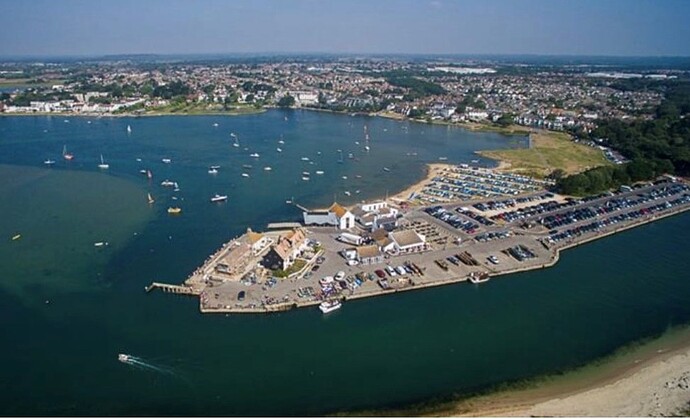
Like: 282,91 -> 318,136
1,111 -> 690,415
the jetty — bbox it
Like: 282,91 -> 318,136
145,282 -> 199,295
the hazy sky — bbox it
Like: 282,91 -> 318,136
1,0 -> 689,57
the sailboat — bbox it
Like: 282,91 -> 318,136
98,154 -> 109,169
127,125 -> 132,134
147,193 -> 155,204
62,145 -> 74,161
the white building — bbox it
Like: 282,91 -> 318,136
302,202 -> 355,230
386,230 -> 427,254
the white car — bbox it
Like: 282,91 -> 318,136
335,271 -> 346,280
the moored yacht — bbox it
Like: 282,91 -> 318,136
210,194 -> 228,203
319,300 -> 342,314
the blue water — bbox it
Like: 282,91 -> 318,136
1,111 -> 689,415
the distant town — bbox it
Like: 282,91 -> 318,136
0,56 -> 678,138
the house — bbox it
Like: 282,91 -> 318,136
330,203 -> 355,229
246,228 -> 271,254
387,230 -> 427,254
356,245 -> 384,265
260,228 -> 308,271
352,201 -> 399,231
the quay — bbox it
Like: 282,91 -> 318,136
147,168 -> 690,315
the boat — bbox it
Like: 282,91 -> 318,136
355,175 -> 362,179
348,153 -> 354,159
344,191 -> 351,196
301,157 -> 310,161
161,158 -> 172,164
136,158 -> 142,162
208,168 -> 218,174
210,194 -> 228,203
167,207 -> 182,215
147,170 -> 152,179
173,182 -> 180,192
242,164 -> 253,169
98,154 -> 109,169
302,171 -> 310,176
139,169 -> 148,174
319,300 -> 342,314
147,193 -> 155,204
315,170 -> 325,175
62,145 -> 74,161
11,234 -> 21,241
364,145 -> 370,152
342,175 -> 348,180
438,157 -> 448,161
210,165 -> 221,170
161,179 -> 175,187
43,159 -> 56,165
383,167 -> 391,172
278,139 -> 285,145
250,153 -> 260,158
241,173 -> 250,178
94,242 -> 109,247
276,147 -> 282,152
231,133 -> 239,148
213,123 -> 219,127
355,141 -> 360,145
118,354 -> 130,363
302,175 -> 310,181
264,166 -> 272,171
468,271 -> 490,284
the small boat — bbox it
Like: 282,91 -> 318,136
355,175 -> 362,179
139,169 -> 147,174
118,354 -> 131,363
210,194 -> 228,203
231,133 -> 239,147
302,175 -> 310,181
342,175 -> 348,180
127,125 -> 132,134
11,234 -> 21,241
210,165 -> 221,170
173,182 -> 180,192
147,193 -> 155,204
147,170 -> 152,179
364,145 -> 370,152
213,123 -> 219,127
302,171 -> 310,176
315,170 -> 325,175
438,157 -> 448,161
278,140 -> 285,145
242,164 -> 253,169
264,166 -> 272,171
471,159 -> 479,163
161,180 -> 175,187
98,154 -> 109,169
284,116 -> 288,121
355,141 -> 360,145
301,157 -> 310,161
317,151 -> 322,155
383,167 -> 391,172
136,158 -> 142,162
469,271 -> 490,284
162,158 -> 172,164
276,148 -> 282,152
344,191 -> 351,196
250,153 -> 260,158
62,145 -> 74,161
94,241 -> 109,247
319,300 -> 342,314
167,207 -> 182,215
348,153 -> 354,159
43,159 -> 56,165
208,168 -> 218,174
241,173 -> 250,178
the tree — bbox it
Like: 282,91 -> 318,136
277,95 -> 295,108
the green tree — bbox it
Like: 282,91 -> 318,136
277,95 -> 295,108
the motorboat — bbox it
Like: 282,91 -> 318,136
43,159 -> 56,165
264,166 -> 272,171
383,167 -> 391,172
241,173 -> 250,178
319,300 -> 342,314
161,179 -> 175,187
344,191 -> 351,196
210,165 -> 221,170
167,207 -> 182,215
250,153 -> 260,158
161,158 -> 172,164
126,125 -> 132,134
118,354 -> 130,363
147,193 -> 155,204
276,147 -> 282,152
210,194 -> 228,203
315,170 -> 324,175
341,175 -> 348,180
208,168 -> 218,174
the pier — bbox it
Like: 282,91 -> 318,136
145,282 -> 199,295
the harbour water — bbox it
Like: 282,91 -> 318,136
1,111 -> 690,415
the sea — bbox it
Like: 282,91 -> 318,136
1,110 -> 690,416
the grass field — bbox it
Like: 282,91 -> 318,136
477,128 -> 610,178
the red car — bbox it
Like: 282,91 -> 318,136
375,269 -> 387,278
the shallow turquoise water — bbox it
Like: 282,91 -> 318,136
1,111 -> 690,415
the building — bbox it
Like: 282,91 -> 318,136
302,202 -> 355,230
386,230 -> 427,254
246,228 -> 271,254
260,228 -> 308,271
352,201 -> 399,231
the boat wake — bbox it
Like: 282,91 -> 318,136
118,354 -> 177,376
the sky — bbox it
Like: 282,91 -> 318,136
1,0 -> 689,57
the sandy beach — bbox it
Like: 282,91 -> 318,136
416,328 -> 690,417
